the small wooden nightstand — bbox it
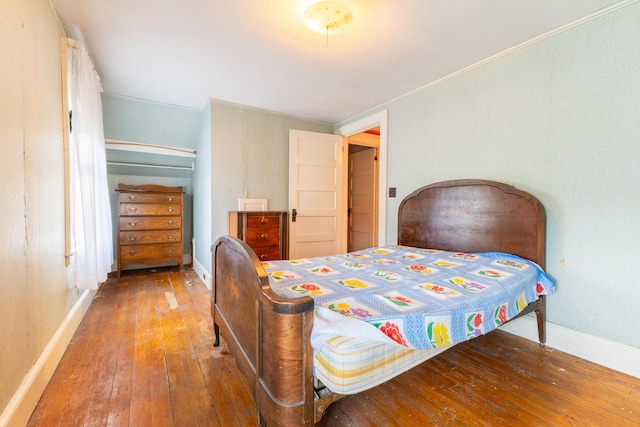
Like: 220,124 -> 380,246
229,211 -> 288,261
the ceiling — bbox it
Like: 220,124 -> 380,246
51,0 -> 624,123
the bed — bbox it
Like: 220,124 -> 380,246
211,179 -> 554,426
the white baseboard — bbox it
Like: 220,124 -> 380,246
191,248 -> 212,290
501,316 -> 640,379
0,289 -> 95,427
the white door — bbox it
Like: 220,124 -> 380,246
348,147 -> 378,252
289,130 -> 343,259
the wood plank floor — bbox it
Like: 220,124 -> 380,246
29,267 -> 640,426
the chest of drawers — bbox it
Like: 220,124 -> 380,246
229,211 -> 288,261
117,184 -> 184,276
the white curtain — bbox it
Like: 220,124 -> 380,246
67,39 -> 113,290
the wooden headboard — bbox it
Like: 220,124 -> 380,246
397,179 -> 546,268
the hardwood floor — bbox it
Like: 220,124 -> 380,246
29,267 -> 640,426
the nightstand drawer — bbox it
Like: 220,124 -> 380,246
120,230 -> 182,245
245,222 -> 280,247
253,246 -> 282,262
246,215 -> 279,228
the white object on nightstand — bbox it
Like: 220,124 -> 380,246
238,198 -> 268,211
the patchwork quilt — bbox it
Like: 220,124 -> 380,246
264,245 -> 555,350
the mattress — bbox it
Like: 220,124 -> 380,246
266,246 -> 555,351
315,335 -> 451,395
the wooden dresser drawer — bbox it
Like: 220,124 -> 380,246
119,192 -> 182,204
119,230 -> 182,245
119,216 -> 181,231
120,203 -> 182,217
120,243 -> 182,261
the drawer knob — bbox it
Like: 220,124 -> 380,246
168,220 -> 174,225
167,248 -> 174,253
128,222 -> 137,226
260,233 -> 268,240
128,195 -> 137,201
128,207 -> 137,213
259,253 -> 268,260
128,236 -> 136,241
260,217 -> 268,224
167,196 -> 174,201
167,207 -> 174,212
128,250 -> 138,255
167,234 -> 174,239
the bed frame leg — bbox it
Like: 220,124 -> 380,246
213,323 -> 220,347
535,295 -> 546,348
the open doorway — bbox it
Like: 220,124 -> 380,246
337,110 -> 388,252
346,129 -> 379,251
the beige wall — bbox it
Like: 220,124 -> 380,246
0,0 -> 80,417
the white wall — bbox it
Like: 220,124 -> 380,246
0,0 -> 81,419
338,2 -> 640,349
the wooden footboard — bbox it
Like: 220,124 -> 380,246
211,235 -> 318,426
211,235 -> 547,425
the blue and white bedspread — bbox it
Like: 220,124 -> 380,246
263,245 -> 555,352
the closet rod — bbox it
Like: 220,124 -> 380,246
107,161 -> 194,171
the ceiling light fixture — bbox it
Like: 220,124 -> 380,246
303,1 -> 353,46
